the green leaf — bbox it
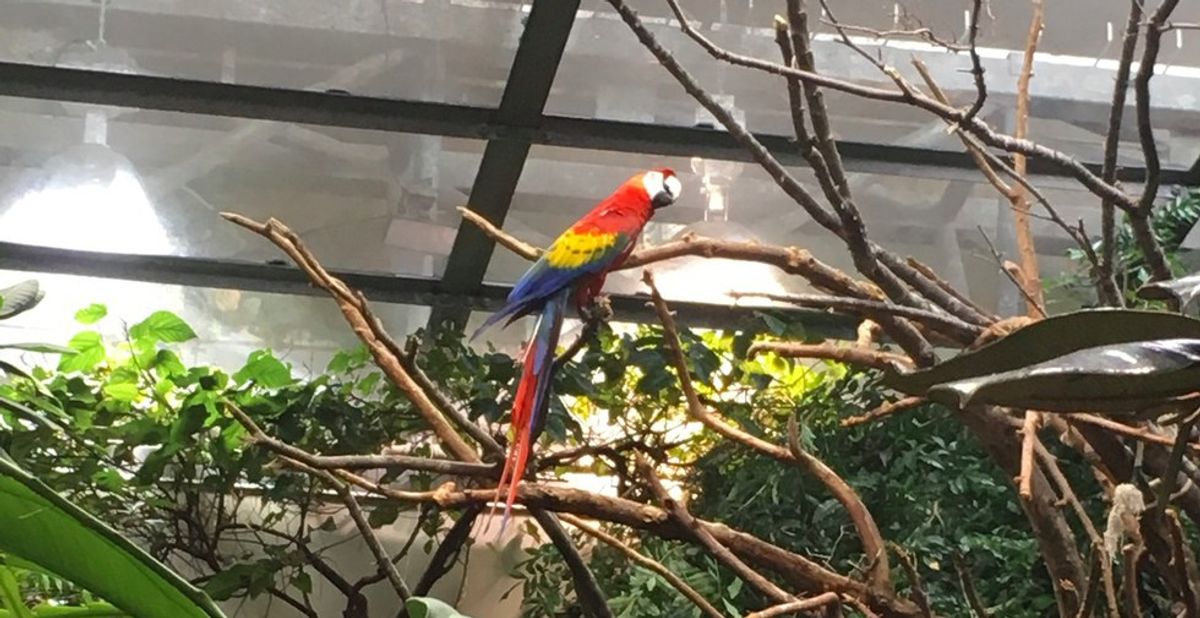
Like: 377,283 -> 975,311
0,343 -> 76,355
74,305 -> 108,325
0,281 -> 44,321
367,503 -> 400,529
57,333 -> 105,373
129,312 -> 196,345
0,451 -> 227,618
292,572 -> 312,595
404,597 -> 473,618
101,384 -> 141,403
0,565 -> 32,618
233,351 -> 292,388
885,309 -> 1200,396
25,602 -> 129,616
927,339 -> 1200,414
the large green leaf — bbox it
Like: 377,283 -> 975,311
0,452 -> 226,618
885,309 -> 1200,396
926,339 -> 1200,413
0,282 -> 44,321
129,312 -> 196,345
404,597 -> 473,618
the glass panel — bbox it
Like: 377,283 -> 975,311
0,95 -> 485,278
484,144 -> 1123,316
0,270 -> 429,373
1,0 -> 526,106
548,0 -> 1200,152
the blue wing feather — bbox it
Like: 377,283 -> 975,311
471,232 -> 631,340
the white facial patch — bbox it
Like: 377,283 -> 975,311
663,174 -> 682,200
642,171 -> 665,197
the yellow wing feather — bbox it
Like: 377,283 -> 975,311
545,230 -> 619,269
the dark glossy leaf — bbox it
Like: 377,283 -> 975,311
886,309 -> 1200,396
367,503 -> 400,528
1138,273 -> 1200,311
0,281 -> 44,320
927,338 -> 1200,413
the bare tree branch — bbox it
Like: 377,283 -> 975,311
558,514 -> 725,618
745,592 -> 842,618
222,212 -> 481,463
638,455 -> 794,604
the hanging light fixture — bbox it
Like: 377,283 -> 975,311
0,0 -> 172,255
652,155 -> 791,306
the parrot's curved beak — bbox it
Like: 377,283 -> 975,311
652,174 -> 682,209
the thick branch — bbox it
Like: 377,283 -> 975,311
222,212 -> 480,463
749,342 -> 912,372
647,270 -> 893,594
529,509 -> 614,618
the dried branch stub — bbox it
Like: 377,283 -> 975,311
1103,483 -> 1146,559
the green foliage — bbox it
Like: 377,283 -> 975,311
0,306 -> 432,613
1058,186 -> 1200,306
0,453 -> 224,618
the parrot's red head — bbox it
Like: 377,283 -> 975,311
640,168 -> 681,209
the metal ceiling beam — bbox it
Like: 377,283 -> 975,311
0,241 -> 858,338
0,61 -> 1190,185
429,0 -> 581,331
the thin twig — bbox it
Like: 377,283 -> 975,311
529,509 -> 615,618
1131,0 -> 1180,282
457,207 -> 541,261
559,514 -> 724,618
282,457 -> 412,603
788,417 -> 891,592
414,505 -> 482,596
1098,0 -> 1144,306
842,397 -> 926,428
951,552 -> 991,618
637,455 -> 794,604
977,227 -> 1048,318
1019,412 -> 1041,501
745,592 -> 842,618
961,0 -> 987,125
1010,0 -> 1046,316
1065,413 -> 1200,454
1034,440 -> 1119,617
888,544 -> 933,618
1165,510 -> 1200,617
731,291 -> 980,342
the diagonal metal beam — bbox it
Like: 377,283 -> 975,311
429,0 -> 582,330
0,241 -> 858,338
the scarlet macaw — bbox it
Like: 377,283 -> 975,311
473,168 -> 681,527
